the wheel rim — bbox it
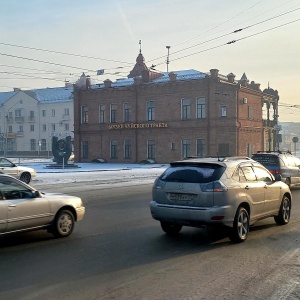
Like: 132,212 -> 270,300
57,213 -> 73,235
237,210 -> 249,239
282,198 -> 291,222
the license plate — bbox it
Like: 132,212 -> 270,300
170,193 -> 195,201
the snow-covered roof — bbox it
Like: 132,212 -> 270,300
0,91 -> 18,105
152,69 -> 207,83
0,87 -> 73,105
24,87 -> 73,103
93,69 -> 207,89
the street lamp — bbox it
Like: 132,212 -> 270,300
4,100 -> 23,157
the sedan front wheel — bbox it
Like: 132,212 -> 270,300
53,210 -> 75,237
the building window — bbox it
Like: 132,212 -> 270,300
196,97 -> 206,119
220,105 -> 227,117
28,111 -> 34,122
8,125 -> 12,133
110,104 -> 117,123
218,143 -> 229,156
18,125 -> 23,132
147,101 -> 155,121
41,139 -> 47,151
110,140 -> 118,159
81,141 -> 88,159
147,140 -> 155,159
181,99 -> 191,120
64,108 -> 69,116
7,111 -> 13,121
51,124 -> 55,132
196,139 -> 206,157
124,140 -> 131,159
51,109 -> 55,117
42,110 -> 46,117
124,103 -> 132,122
30,139 -> 36,151
42,124 -> 47,132
99,105 -> 105,124
64,123 -> 69,131
182,139 -> 191,158
30,125 -> 34,132
15,109 -> 22,118
247,144 -> 251,157
81,105 -> 88,124
247,106 -> 251,119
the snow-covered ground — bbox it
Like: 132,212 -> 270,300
11,158 -> 169,186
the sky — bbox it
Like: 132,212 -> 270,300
0,0 -> 299,121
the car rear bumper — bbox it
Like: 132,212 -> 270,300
76,206 -> 85,221
150,201 -> 234,227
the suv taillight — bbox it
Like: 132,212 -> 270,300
153,179 -> 166,189
269,169 -> 282,175
200,180 -> 227,192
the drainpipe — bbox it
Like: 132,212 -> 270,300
236,88 -> 241,156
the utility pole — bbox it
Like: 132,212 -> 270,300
166,46 -> 171,72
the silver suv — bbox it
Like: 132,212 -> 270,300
150,157 -> 292,242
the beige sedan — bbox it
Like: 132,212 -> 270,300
0,174 -> 85,237
0,157 -> 36,184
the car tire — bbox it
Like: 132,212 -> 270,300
52,210 -> 75,237
160,222 -> 182,235
285,177 -> 291,188
274,195 -> 291,225
229,207 -> 249,243
20,172 -> 31,184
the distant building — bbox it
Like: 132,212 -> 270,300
73,52 -> 280,163
0,87 -> 74,157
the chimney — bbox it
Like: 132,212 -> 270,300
104,79 -> 112,88
250,81 -> 261,91
86,76 -> 91,89
227,73 -> 236,83
210,69 -> 219,78
168,72 -> 177,81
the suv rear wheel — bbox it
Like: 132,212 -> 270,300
161,222 -> 182,235
229,207 -> 249,243
274,195 -> 291,225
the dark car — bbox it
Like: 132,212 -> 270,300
150,157 -> 291,243
251,151 -> 300,187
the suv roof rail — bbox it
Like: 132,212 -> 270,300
184,156 -> 252,162
223,156 -> 252,161
255,150 -> 292,155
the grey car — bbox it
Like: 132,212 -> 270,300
150,157 -> 292,242
251,151 -> 300,188
0,174 -> 85,237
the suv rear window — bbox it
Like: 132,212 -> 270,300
252,155 -> 281,166
159,163 -> 225,183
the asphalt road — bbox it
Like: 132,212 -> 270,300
1,182 -> 300,300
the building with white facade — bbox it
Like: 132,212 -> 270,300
0,87 -> 74,157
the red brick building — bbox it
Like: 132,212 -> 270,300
73,52 -> 279,163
